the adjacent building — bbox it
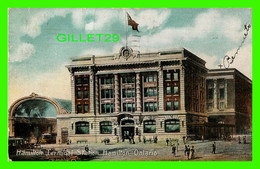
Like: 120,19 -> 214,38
206,68 -> 252,134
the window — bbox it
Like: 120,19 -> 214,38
76,77 -> 89,85
77,104 -> 82,113
101,77 -> 114,85
122,76 -> 135,83
144,87 -> 157,97
82,77 -> 89,84
84,104 -> 89,113
219,88 -> 225,100
100,121 -> 112,134
123,103 -> 136,112
207,103 -> 213,110
76,77 -> 82,84
144,102 -> 158,112
173,73 -> 178,80
144,73 -> 157,82
123,89 -> 135,98
174,101 -> 179,110
166,101 -> 172,111
173,86 -> 179,95
165,119 -> 180,132
166,87 -> 171,95
76,122 -> 89,134
101,103 -> 114,113
144,120 -> 156,133
77,90 -> 82,99
101,89 -> 114,99
208,88 -> 214,100
83,90 -> 88,99
166,73 -> 171,80
219,102 -> 225,109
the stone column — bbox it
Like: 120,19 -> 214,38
180,67 -> 185,111
69,69 -> 76,114
213,79 -> 218,110
114,74 -> 120,113
224,79 -> 228,108
95,75 -> 99,114
136,73 -> 142,112
89,70 -> 95,114
158,69 -> 164,111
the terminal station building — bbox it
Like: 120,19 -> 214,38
55,47 -> 252,144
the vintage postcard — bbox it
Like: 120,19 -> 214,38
8,8 -> 252,161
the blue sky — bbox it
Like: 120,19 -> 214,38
8,8 -> 252,106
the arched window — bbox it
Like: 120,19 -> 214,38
100,121 -> 112,134
75,122 -> 89,134
143,120 -> 156,133
165,119 -> 180,132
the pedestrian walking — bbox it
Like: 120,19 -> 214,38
187,145 -> 190,160
238,136 -> 241,144
190,146 -> 195,159
243,136 -> 246,144
184,144 -> 188,156
172,144 -> 176,157
166,138 -> 169,146
143,136 -> 146,144
85,145 -> 89,153
212,142 -> 216,154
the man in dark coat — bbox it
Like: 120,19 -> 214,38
187,145 -> 190,160
166,138 -> 169,146
212,142 -> 216,154
172,144 -> 176,157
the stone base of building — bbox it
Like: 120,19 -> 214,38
56,112 -> 207,144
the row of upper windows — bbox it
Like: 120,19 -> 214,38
75,119 -> 181,134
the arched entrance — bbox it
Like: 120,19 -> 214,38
120,118 -> 135,141
8,93 -> 70,143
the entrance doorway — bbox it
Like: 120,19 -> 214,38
120,119 -> 135,141
121,127 -> 134,140
61,128 -> 68,144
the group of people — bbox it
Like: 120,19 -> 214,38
170,143 -> 195,160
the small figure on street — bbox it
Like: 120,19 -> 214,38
190,146 -> 195,159
184,144 -> 188,156
212,142 -> 216,154
143,136 -> 146,144
238,136 -> 241,144
166,138 -> 169,146
172,144 -> 176,157
85,145 -> 89,153
183,136 -> 186,144
117,136 -> 119,143
133,136 -> 135,144
187,145 -> 190,160
154,136 -> 158,143
58,139 -> 61,144
243,136 -> 247,144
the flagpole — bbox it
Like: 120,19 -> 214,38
125,11 -> 128,48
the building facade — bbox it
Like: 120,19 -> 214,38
206,69 -> 252,134
56,47 -> 208,143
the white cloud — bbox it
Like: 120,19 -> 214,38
197,52 -> 218,69
139,9 -> 244,51
84,9 -> 123,31
135,9 -> 171,30
21,9 -> 69,38
226,44 -> 252,79
9,43 -> 35,62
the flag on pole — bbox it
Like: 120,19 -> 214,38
127,12 -> 139,32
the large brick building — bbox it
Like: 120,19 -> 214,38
56,47 -> 209,143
